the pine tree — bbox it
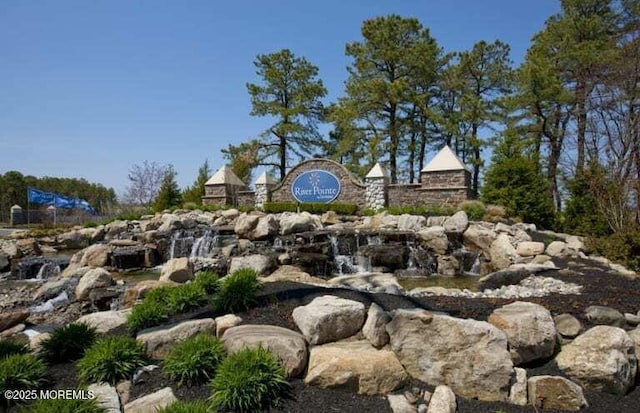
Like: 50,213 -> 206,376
182,159 -> 211,205
153,165 -> 182,212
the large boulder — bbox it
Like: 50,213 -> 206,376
292,295 -> 366,345
159,257 -> 193,283
88,382 -> 120,413
426,385 -> 457,413
262,265 -> 326,284
628,329 -> 640,361
386,309 -> 513,401
527,376 -> 587,411
305,340 -> 407,395
252,215 -> 279,240
0,310 -> 29,333
80,244 -> 110,267
214,314 -> 242,337
280,212 -> 321,235
477,268 -> 531,290
463,224 -> 497,256
489,234 -> 518,270
123,387 -> 177,413
222,325 -> 308,378
488,301 -> 557,365
443,211 -> 469,233
234,213 -> 259,239
417,226 -> 449,255
136,319 -> 216,359
76,310 -> 128,334
75,268 -> 113,301
556,326 -> 637,395
584,305 -> 625,327
363,303 -> 391,348
554,313 -> 583,339
158,214 -> 182,232
105,220 -> 128,239
516,241 -> 545,257
546,241 -> 567,257
398,214 -> 427,232
229,254 -> 276,276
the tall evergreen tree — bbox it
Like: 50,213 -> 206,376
153,165 -> 182,212
333,15 -> 441,183
182,159 -> 211,205
247,49 -> 327,180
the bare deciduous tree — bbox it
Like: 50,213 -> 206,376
123,161 -> 167,206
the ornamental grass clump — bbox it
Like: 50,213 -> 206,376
23,397 -> 106,413
0,354 -> 47,401
210,346 -> 291,412
0,340 -> 28,359
126,299 -> 169,333
77,337 -> 146,385
156,400 -> 210,413
166,282 -> 207,314
213,268 -> 261,313
40,323 -> 97,363
193,270 -> 220,294
163,333 -> 226,386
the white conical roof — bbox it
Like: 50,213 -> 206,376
421,145 -> 467,172
365,162 -> 388,179
205,165 -> 246,186
255,171 -> 277,185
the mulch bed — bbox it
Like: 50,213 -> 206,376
37,255 -> 640,412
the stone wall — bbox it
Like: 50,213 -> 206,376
270,159 -> 367,207
387,184 -> 424,208
237,190 -> 255,207
420,170 -> 470,189
203,184 -> 241,206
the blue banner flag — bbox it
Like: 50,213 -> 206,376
54,195 -> 75,209
27,187 -> 55,205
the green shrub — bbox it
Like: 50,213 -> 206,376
0,340 -> 28,359
40,323 -> 97,363
586,231 -> 640,272
156,400 -> 209,413
361,208 -> 376,216
213,268 -> 261,313
126,299 -> 169,333
183,202 -> 199,211
263,201 -> 358,215
193,271 -> 220,294
458,200 -> 486,221
77,337 -> 146,384
210,347 -> 291,412
22,397 -> 106,413
0,354 -> 47,397
143,285 -> 174,306
167,283 -> 207,314
163,334 -> 226,386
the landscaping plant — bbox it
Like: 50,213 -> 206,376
156,400 -> 210,413
193,270 -> 220,294
210,346 -> 291,412
77,337 -> 146,384
0,340 -> 28,359
166,282 -> 207,314
126,299 -> 170,333
213,268 -> 261,313
40,323 -> 97,363
23,397 -> 106,413
163,334 -> 226,386
0,354 -> 47,402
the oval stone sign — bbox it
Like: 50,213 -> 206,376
291,170 -> 341,203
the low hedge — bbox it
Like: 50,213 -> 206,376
263,202 -> 358,215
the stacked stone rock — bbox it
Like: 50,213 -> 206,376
364,163 -> 387,210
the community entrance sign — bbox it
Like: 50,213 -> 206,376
291,170 -> 341,203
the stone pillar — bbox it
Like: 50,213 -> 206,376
202,165 -> 247,207
365,163 -> 388,210
9,205 -> 23,226
254,172 -> 277,209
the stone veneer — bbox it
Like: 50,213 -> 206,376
269,159 -> 368,208
365,177 -> 386,210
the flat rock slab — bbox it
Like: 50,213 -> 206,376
123,387 -> 177,413
222,324 -> 308,378
386,309 -> 513,402
76,310 -> 128,334
137,318 -> 216,359
305,340 -> 407,395
88,382 -> 120,413
527,375 -> 587,411
292,295 -> 365,345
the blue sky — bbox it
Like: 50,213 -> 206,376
0,0 -> 560,197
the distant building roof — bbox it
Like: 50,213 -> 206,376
255,171 -> 277,185
365,162 -> 388,179
421,145 -> 468,172
205,165 -> 246,186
